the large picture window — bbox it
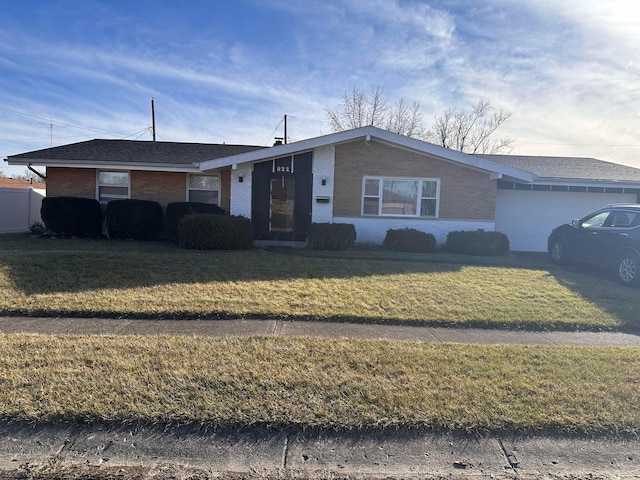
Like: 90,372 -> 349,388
97,171 -> 129,202
362,177 -> 439,217
188,174 -> 220,204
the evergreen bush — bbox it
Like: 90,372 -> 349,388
445,229 -> 510,256
382,228 -> 437,253
105,199 -> 163,240
166,202 -> 225,240
40,197 -> 102,237
178,214 -> 253,250
307,223 -> 356,250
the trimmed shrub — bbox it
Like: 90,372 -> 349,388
307,223 -> 356,250
106,199 -> 163,240
445,229 -> 510,256
383,228 -> 437,253
40,196 -> 102,237
166,202 -> 225,240
179,214 -> 253,250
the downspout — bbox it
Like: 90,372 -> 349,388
27,163 -> 47,181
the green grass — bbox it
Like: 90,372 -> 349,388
1,233 -> 639,330
2,234 -> 640,437
1,334 -> 639,435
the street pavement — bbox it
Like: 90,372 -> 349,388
1,316 -> 639,479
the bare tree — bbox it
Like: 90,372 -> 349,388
326,88 -> 513,154
385,98 -> 424,138
326,86 -> 387,131
326,86 -> 424,137
426,100 -> 513,154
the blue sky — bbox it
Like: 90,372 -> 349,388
2,0 -> 640,177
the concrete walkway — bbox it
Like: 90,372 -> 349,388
1,316 -> 640,347
1,316 -> 640,479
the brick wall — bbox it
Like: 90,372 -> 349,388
333,140 -> 496,220
46,167 -> 96,198
131,171 -> 186,208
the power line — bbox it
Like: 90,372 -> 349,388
259,118 -> 284,146
0,105 -> 145,139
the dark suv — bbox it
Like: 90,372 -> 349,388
548,204 -> 640,285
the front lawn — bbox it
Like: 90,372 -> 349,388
1,334 -> 639,435
1,234 -> 638,330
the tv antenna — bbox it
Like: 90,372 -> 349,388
39,117 -> 62,145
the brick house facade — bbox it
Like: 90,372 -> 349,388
10,126 -> 640,250
333,141 -> 496,221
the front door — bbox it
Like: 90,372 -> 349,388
270,177 -> 295,234
251,152 -> 312,241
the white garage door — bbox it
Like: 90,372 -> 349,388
495,190 -> 636,252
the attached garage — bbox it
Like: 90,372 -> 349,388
495,188 -> 637,251
484,155 -> 640,252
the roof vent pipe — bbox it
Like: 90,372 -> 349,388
274,137 -> 284,146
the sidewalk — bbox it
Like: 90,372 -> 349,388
1,316 -> 640,346
1,316 -> 640,479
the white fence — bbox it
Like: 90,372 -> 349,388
0,187 -> 46,234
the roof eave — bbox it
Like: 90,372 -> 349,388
5,158 -> 202,173
198,126 -> 534,181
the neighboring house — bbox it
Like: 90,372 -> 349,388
0,177 -> 46,234
6,126 -> 640,251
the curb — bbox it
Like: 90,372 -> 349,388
1,423 -> 640,479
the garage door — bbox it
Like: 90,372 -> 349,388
495,190 -> 636,252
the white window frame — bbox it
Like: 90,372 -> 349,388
187,174 -> 220,205
361,176 -> 440,218
96,170 -> 130,204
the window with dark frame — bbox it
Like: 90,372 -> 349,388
188,174 -> 220,205
97,171 -> 129,202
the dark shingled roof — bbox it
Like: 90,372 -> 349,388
478,154 -> 640,182
7,139 -> 266,165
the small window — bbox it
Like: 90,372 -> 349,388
363,179 -> 380,215
97,171 -> 129,202
188,175 -> 219,205
362,177 -> 439,217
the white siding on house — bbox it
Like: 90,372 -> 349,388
495,190 -> 636,252
311,145 -> 335,224
229,166 -> 253,218
334,216 -> 495,245
0,187 -> 46,234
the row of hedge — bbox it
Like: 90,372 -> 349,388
381,228 -> 510,256
306,225 -> 509,256
40,197 -> 226,241
40,198 -> 509,255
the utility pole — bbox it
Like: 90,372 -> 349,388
151,98 -> 156,142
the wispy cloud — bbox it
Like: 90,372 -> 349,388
2,0 -> 640,177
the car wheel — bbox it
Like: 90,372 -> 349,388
550,238 -> 567,264
617,253 -> 640,285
